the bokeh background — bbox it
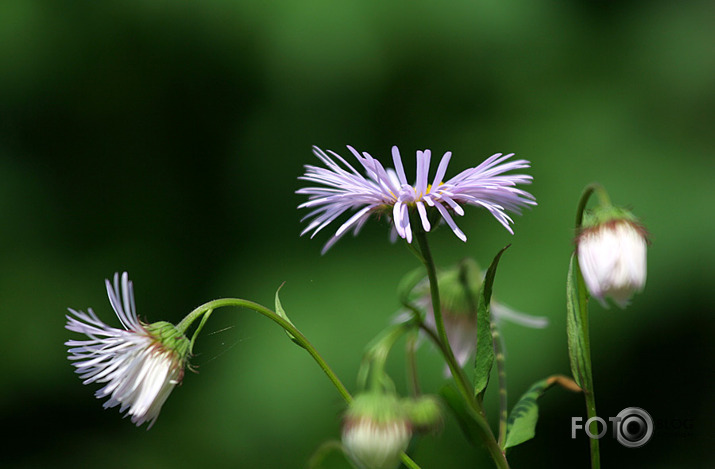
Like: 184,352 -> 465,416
1,1 -> 713,468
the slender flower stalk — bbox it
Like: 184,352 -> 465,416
177,297 -> 353,404
65,273 -> 190,428
181,300 -> 420,468
570,183 -> 648,468
413,229 -> 510,469
571,187 -> 601,469
298,145 -> 535,253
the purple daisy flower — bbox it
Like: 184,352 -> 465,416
297,145 -> 536,253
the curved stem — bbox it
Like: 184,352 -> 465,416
189,308 -> 213,355
366,325 -> 405,392
575,183 -> 611,230
413,229 -> 509,469
177,298 -> 352,404
573,185 -> 603,469
180,298 -> 424,467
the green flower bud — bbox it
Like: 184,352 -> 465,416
342,393 -> 412,469
403,395 -> 443,433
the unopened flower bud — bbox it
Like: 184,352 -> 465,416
341,393 -> 411,469
577,207 -> 648,308
403,395 -> 442,433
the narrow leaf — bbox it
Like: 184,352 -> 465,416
474,245 -> 510,400
504,375 -> 581,450
275,283 -> 305,349
566,253 -> 592,390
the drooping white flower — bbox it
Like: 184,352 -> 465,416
577,216 -> 648,308
298,145 -> 536,253
65,272 -> 190,428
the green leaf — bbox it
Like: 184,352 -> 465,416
474,245 -> 510,401
504,375 -> 581,450
275,283 -> 305,349
566,253 -> 592,391
439,385 -> 486,447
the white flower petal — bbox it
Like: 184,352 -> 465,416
577,221 -> 647,308
66,273 -> 187,428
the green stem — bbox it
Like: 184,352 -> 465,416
401,452 -> 422,469
176,298 -> 352,404
573,186 -> 601,469
413,229 -> 470,396
575,183 -> 611,229
413,229 -> 509,469
585,387 -> 600,468
576,280 -> 599,469
406,330 -> 421,397
367,325 -> 405,393
491,322 -> 508,449
457,258 -> 508,449
177,298 -> 423,467
577,268 -> 600,469
188,308 -> 213,355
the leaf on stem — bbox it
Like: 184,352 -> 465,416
275,283 -> 305,349
566,253 -> 592,391
474,245 -> 510,401
504,375 -> 581,450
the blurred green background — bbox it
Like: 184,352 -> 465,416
1,0 -> 713,467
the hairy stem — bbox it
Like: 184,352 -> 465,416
491,322 -> 508,448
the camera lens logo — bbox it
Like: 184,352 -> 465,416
614,407 -> 653,448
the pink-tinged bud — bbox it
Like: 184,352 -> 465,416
341,393 -> 411,469
577,210 -> 648,308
